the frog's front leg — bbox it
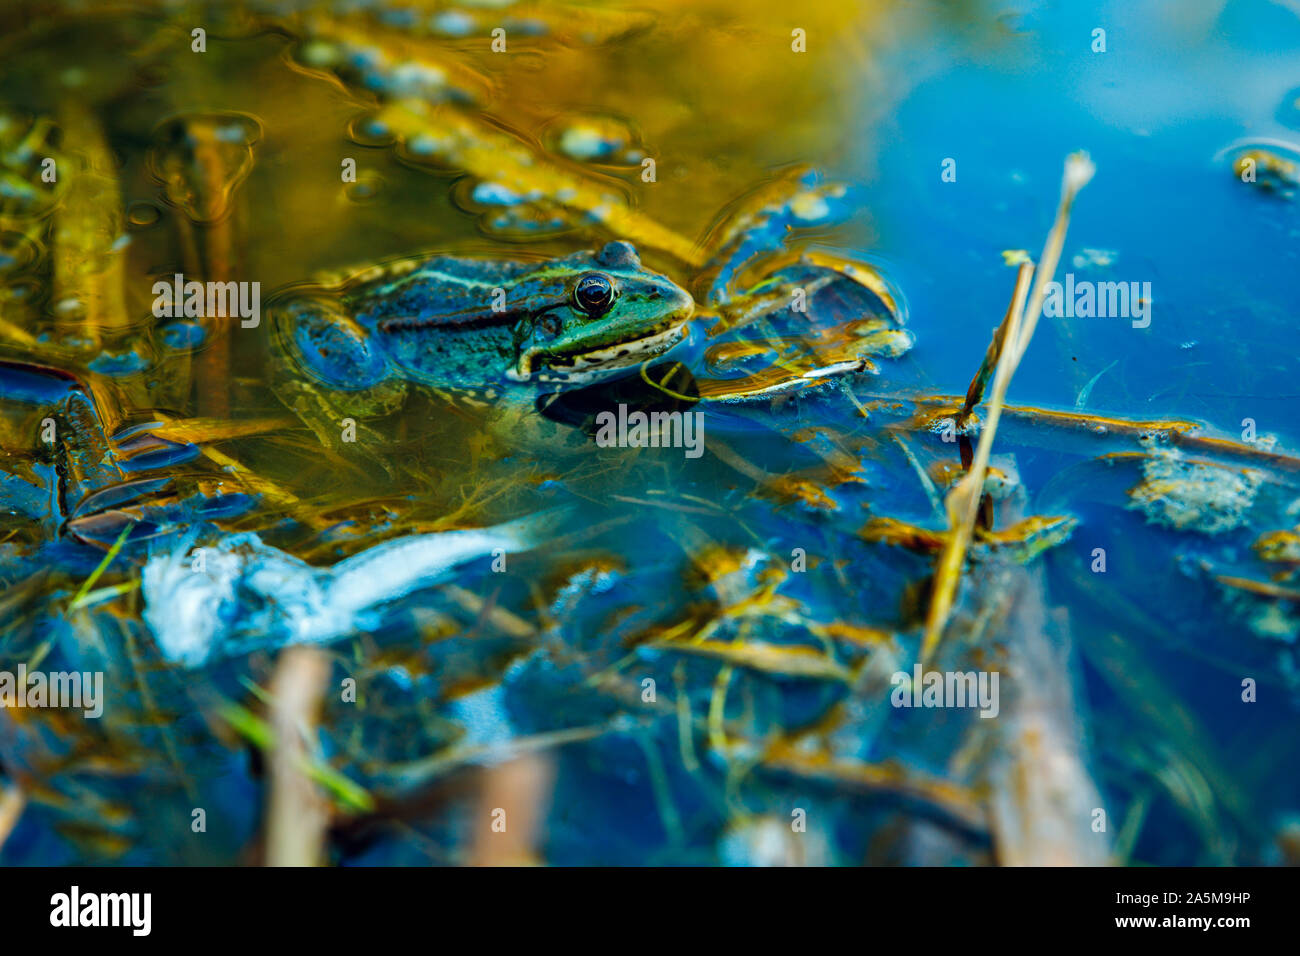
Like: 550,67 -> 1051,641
268,294 -> 409,454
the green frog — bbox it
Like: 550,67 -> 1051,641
268,240 -> 695,451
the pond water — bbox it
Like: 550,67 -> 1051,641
0,0 -> 1297,866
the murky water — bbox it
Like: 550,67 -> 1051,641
0,0 -> 1297,866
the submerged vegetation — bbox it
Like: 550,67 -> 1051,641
0,0 -> 1297,867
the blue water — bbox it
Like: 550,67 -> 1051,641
837,0 -> 1300,865
3,0 -> 1298,868
854,0 -> 1300,436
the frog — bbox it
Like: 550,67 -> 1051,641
267,240 -> 695,453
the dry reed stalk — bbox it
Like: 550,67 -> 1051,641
265,646 -> 331,867
922,153 -> 1095,663
0,784 -> 25,852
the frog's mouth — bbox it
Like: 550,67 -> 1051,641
512,320 -> 689,383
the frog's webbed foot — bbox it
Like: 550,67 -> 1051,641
692,253 -> 912,406
685,168 -> 910,405
697,166 -> 856,307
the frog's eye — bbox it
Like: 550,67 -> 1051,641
573,272 -> 616,317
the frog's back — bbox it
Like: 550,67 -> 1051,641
357,255 -> 542,323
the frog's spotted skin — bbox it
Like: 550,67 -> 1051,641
268,241 -> 694,451
277,240 -> 692,396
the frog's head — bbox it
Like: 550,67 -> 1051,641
513,241 -> 694,383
